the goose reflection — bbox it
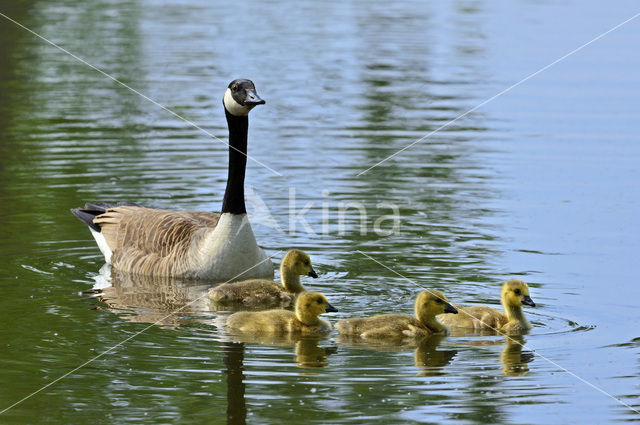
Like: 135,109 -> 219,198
223,337 -> 335,425
224,342 -> 247,425
89,266 -> 250,424
89,264 -> 215,327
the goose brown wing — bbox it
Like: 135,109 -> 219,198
93,206 -> 220,275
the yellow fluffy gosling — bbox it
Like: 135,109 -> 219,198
209,250 -> 317,308
438,279 -> 535,334
335,290 -> 458,339
226,291 -> 338,336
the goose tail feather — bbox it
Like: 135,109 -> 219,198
71,201 -> 142,232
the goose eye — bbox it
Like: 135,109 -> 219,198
232,84 -> 238,92
514,289 -> 521,295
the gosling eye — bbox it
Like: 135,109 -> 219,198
316,298 -> 323,304
303,259 -> 310,266
435,298 -> 443,304
514,289 -> 521,296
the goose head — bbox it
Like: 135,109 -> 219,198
501,279 -> 535,308
415,289 -> 458,320
223,79 -> 265,116
282,249 -> 318,278
295,291 -> 338,325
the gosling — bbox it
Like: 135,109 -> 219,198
209,249 -> 317,308
226,291 -> 338,336
335,290 -> 458,339
438,279 -> 535,334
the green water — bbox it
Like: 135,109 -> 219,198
1,0 -> 640,423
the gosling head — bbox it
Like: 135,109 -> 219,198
295,291 -> 338,324
501,279 -> 535,308
282,249 -> 318,278
223,79 -> 265,117
415,290 -> 458,319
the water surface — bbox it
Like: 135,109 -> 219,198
1,0 -> 640,423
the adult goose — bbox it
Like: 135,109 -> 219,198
71,79 -> 274,281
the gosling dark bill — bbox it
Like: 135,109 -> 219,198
325,303 -> 338,313
522,295 -> 535,307
444,303 -> 458,314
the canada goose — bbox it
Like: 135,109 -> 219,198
335,290 -> 458,339
209,249 -> 317,308
438,279 -> 535,334
71,79 -> 274,281
226,291 -> 338,336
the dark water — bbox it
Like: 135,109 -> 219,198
1,0 -> 640,423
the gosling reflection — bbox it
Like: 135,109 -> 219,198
229,333 -> 336,369
337,334 -> 457,375
295,339 -> 338,369
500,336 -> 534,377
451,336 -> 535,376
90,264 -> 214,327
413,335 -> 458,376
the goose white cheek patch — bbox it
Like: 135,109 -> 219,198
223,88 -> 251,116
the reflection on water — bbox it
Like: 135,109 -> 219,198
295,339 -> 337,369
414,336 -> 458,377
224,342 -> 247,425
230,333 -> 335,370
451,336 -> 534,377
500,336 -> 534,377
95,264 -> 337,369
337,334 -> 457,376
94,265 -> 214,327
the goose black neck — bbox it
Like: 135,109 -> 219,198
221,109 -> 248,214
